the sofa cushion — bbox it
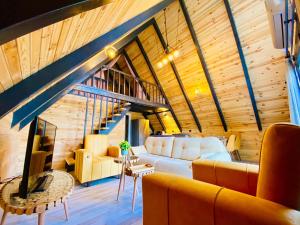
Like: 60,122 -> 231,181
201,152 -> 232,161
131,145 -> 148,155
155,158 -> 192,178
171,138 -> 202,161
145,136 -> 175,157
138,153 -> 168,166
200,137 -> 228,154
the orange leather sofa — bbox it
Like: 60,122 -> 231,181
142,123 -> 300,225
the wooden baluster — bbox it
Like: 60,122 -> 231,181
106,70 -> 109,90
98,96 -> 103,133
111,98 -> 114,121
123,75 -> 126,95
118,72 -> 121,94
128,79 -> 131,96
91,75 -> 94,87
155,86 -> 158,103
141,82 -> 144,100
118,99 -> 121,113
105,96 -> 109,128
113,70 -> 115,93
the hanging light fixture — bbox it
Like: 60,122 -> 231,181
156,7 -> 181,69
105,45 -> 117,59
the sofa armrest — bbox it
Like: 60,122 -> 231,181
142,173 -> 300,225
75,149 -> 92,183
192,159 -> 258,196
107,146 -> 120,158
142,173 -> 221,225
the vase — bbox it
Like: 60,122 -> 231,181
121,149 -> 128,155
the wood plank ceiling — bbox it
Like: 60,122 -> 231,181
0,0 -> 290,161
122,0 -> 289,160
0,0 -> 163,93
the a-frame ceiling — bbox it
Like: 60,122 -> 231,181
0,0 -> 164,92
0,0 -> 290,161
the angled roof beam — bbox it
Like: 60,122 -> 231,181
123,49 -> 166,132
224,0 -> 262,131
0,0 -> 114,45
155,113 -> 167,132
135,37 -> 182,132
14,17 -> 161,129
0,0 -> 173,121
152,20 -> 202,132
142,113 -> 155,132
179,0 -> 228,132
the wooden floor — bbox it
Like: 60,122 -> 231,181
1,177 -> 143,225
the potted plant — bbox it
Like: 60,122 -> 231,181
119,140 -> 131,156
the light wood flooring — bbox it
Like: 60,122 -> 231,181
1,177 -> 143,225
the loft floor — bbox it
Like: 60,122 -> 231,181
1,177 -> 143,225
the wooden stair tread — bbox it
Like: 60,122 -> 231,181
107,120 -> 116,123
100,127 -> 109,130
113,113 -> 121,116
65,158 -> 75,166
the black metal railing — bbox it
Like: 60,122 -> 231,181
76,66 -> 165,105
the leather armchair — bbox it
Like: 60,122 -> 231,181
75,134 -> 121,184
142,123 -> 300,225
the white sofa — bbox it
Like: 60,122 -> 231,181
131,136 -> 231,178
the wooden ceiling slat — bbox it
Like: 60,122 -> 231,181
39,25 -> 54,70
30,29 -> 42,74
1,40 -> 22,85
16,35 -> 31,79
0,49 -> 13,90
179,0 -> 227,132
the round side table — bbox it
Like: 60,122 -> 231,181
0,170 -> 74,225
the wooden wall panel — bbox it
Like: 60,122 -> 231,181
186,0 -> 255,130
153,2 -> 225,134
125,0 -> 289,161
0,94 -> 126,180
0,0 -> 164,93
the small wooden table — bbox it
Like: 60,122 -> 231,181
0,170 -> 74,225
116,160 -> 154,212
115,155 -> 139,198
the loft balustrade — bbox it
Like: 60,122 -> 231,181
72,66 -> 166,106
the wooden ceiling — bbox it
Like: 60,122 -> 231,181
0,0 -> 163,93
119,0 -> 289,160
0,0 -> 290,161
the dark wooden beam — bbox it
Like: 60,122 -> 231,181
0,0 -> 114,45
135,37 -> 182,132
13,19 -> 160,129
223,0 -> 262,131
1,0 -> 174,121
123,49 -> 166,132
155,113 -> 167,132
145,110 -> 170,115
179,0 -> 228,132
152,21 -> 202,132
142,113 -> 155,133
